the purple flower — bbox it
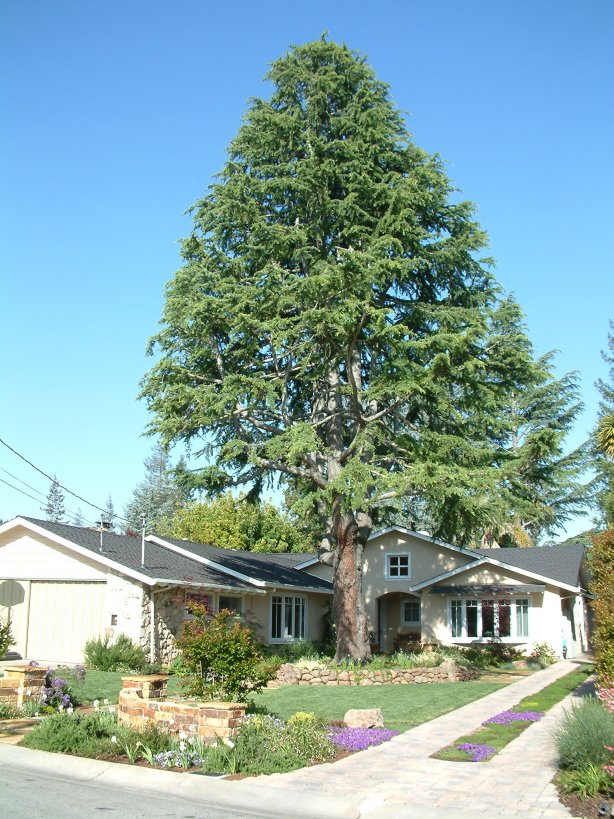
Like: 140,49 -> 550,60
457,743 -> 496,761
328,727 -> 399,752
483,710 -> 544,725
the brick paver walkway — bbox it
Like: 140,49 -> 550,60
235,660 -> 585,817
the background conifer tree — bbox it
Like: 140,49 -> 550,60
45,475 -> 66,523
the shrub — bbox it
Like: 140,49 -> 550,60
22,709 -> 170,758
558,765 -> 613,798
0,702 -> 20,719
461,641 -> 524,669
529,642 -> 558,667
177,603 -> 275,702
200,712 -> 335,775
84,634 -> 149,673
591,529 -> 614,683
554,697 -> 614,771
0,617 -> 14,657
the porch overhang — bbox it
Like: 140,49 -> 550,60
428,584 -> 545,595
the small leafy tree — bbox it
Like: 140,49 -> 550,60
0,617 -> 13,657
177,603 -> 273,702
160,494 -> 309,552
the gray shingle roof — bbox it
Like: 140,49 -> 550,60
473,544 -> 587,589
155,536 -> 332,592
22,518 -> 255,590
21,517 -> 331,592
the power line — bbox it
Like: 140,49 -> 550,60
0,476 -> 46,506
0,472 -> 99,527
0,466 -> 48,501
0,435 -> 130,525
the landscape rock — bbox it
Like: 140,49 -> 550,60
344,708 -> 384,728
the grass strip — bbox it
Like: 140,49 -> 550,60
432,664 -> 593,762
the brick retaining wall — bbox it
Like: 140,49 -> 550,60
117,675 -> 246,742
275,659 -> 478,686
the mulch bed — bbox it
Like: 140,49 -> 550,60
558,791 -> 613,818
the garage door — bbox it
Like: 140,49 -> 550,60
1,580 -> 106,664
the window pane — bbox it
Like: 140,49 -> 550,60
451,600 -> 463,637
294,597 -> 305,639
481,600 -> 494,637
284,597 -> 293,639
404,601 -> 420,623
516,599 -> 529,637
467,600 -> 479,637
498,602 -> 511,637
272,596 -> 281,639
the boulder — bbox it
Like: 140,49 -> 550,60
344,708 -> 384,728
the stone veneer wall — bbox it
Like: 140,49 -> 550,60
0,665 -> 47,707
118,675 -> 245,742
276,659 -> 477,686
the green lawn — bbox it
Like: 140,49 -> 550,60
68,670 -> 503,732
253,681 -> 505,732
68,670 -> 186,704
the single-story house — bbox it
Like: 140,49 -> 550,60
0,517 -> 591,665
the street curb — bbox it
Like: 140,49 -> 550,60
0,743 -> 359,818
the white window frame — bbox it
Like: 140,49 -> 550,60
385,552 -> 411,580
401,598 -> 421,626
447,596 -> 531,642
270,594 -> 307,643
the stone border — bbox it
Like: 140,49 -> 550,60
275,659 -> 478,686
117,675 -> 246,742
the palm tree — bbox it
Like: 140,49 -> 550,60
597,414 -> 614,459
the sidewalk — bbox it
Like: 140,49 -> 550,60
0,660 -> 586,817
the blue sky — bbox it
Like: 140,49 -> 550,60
1,0 -> 612,536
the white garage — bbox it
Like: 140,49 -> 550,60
0,579 -> 106,664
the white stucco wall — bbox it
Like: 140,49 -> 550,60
0,529 -> 106,580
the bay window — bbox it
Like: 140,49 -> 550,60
449,597 -> 530,640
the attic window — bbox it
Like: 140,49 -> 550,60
385,553 -> 411,579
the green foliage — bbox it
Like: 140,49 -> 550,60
264,639 -> 331,663
590,529 -> 614,682
0,701 -> 20,719
460,641 -> 524,669
177,603 -> 274,702
557,764 -> 613,798
595,323 -> 614,526
22,710 -> 170,758
554,697 -> 614,771
0,616 -> 14,657
159,493 -> 309,552
529,642 -> 558,667
83,634 -> 150,673
201,713 -> 335,775
139,37 -> 590,659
